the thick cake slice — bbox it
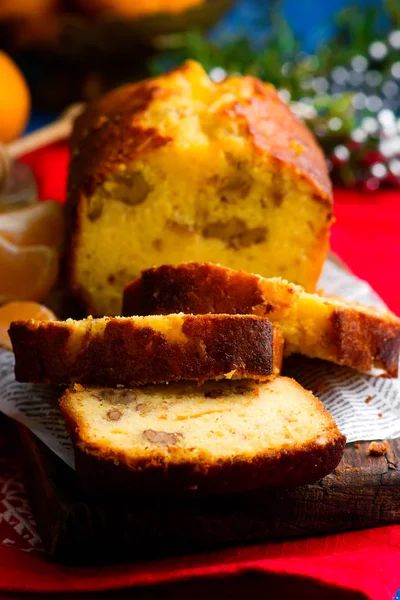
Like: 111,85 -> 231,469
123,262 -> 400,376
9,314 -> 283,386
59,377 -> 346,497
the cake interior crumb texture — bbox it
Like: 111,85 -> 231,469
69,60 -> 332,316
60,377 -> 343,467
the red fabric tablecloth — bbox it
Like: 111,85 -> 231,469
0,143 -> 399,599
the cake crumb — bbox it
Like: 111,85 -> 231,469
365,396 -> 373,404
378,412 -> 383,418
353,442 -> 360,449
368,440 -> 388,456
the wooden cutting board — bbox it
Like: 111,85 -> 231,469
17,423 -> 400,565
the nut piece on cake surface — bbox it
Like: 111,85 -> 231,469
9,313 -> 284,386
123,262 -> 400,377
67,60 -> 332,317
59,377 -> 346,497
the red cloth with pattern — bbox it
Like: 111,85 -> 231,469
0,142 -> 399,600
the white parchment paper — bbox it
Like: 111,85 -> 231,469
0,255 -> 399,469
0,350 -> 74,467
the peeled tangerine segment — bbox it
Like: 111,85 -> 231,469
0,301 -> 56,351
0,200 -> 64,248
0,236 -> 59,305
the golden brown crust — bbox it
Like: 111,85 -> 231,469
69,83 -> 172,200
123,262 -> 400,376
69,62 -> 331,207
71,438 -> 345,498
9,314 -> 283,386
330,309 -> 400,376
229,76 -> 331,201
123,261 -> 273,316
59,378 -> 346,497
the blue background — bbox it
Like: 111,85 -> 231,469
213,0 -> 381,51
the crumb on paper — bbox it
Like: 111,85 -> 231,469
365,396 -> 373,404
368,440 -> 388,456
345,464 -> 352,470
353,442 -> 360,449
378,412 -> 383,418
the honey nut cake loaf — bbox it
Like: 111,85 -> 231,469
123,262 -> 400,376
9,313 -> 283,386
67,59 -> 332,317
59,377 -> 346,497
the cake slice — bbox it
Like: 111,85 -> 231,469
123,262 -> 400,376
9,313 -> 283,386
59,377 -> 346,497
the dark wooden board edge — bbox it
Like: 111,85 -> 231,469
16,423 -> 400,565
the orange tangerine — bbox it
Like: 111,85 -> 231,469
0,200 -> 64,248
0,300 -> 55,351
0,51 -> 31,143
0,236 -> 59,304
